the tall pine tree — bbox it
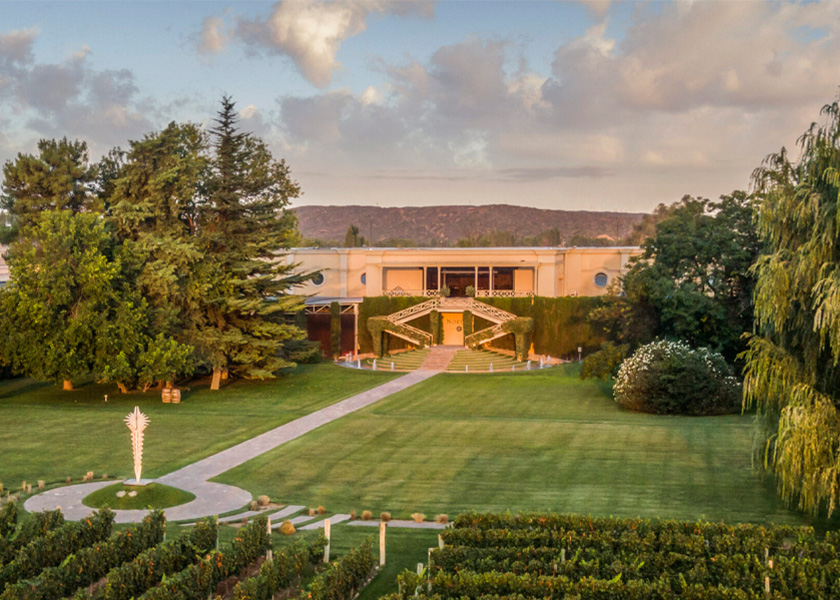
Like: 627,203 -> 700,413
198,97 -> 307,389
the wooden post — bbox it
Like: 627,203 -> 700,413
765,576 -> 770,597
266,517 -> 273,562
438,534 -> 444,549
324,518 -> 331,563
379,521 -> 387,567
561,548 -> 566,563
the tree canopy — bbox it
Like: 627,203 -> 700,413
0,97 -> 312,391
592,192 -> 760,363
744,98 -> 840,516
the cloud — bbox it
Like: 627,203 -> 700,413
198,16 -> 230,54
275,1 -> 840,209
0,28 -> 37,68
214,0 -> 434,87
578,0 -> 611,20
0,28 -> 153,159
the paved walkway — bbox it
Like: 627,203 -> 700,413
420,346 -> 461,370
25,369 -> 439,523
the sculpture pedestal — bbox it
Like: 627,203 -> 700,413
124,479 -> 152,487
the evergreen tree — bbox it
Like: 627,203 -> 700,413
109,122 -> 207,338
198,96 -> 308,389
744,99 -> 840,516
344,224 -> 366,247
1,138 -> 99,230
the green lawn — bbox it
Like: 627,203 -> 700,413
217,365 -> 811,526
0,364 -> 397,487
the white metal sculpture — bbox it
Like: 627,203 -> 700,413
124,407 -> 149,484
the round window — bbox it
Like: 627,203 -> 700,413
594,272 -> 608,288
312,272 -> 325,286
360,273 -> 367,285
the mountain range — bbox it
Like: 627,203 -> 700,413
293,204 -> 646,246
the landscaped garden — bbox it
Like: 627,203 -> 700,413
0,363 -> 397,487
215,364 -> 808,526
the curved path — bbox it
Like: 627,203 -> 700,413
26,366 -> 444,523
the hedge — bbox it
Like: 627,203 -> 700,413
367,317 -> 428,357
0,509 -> 114,587
358,296 -> 606,358
358,296 -> 429,353
329,302 -> 341,358
0,511 -> 165,600
0,509 -> 64,566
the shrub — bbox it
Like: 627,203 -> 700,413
349,510 -> 357,520
361,510 -> 372,521
257,495 -> 270,507
614,340 -> 741,415
280,521 -> 296,535
580,341 -> 629,380
250,500 -> 259,511
434,514 -> 449,524
380,512 -> 391,522
309,508 -> 316,516
317,505 -> 326,515
0,501 -> 16,539
411,513 -> 426,523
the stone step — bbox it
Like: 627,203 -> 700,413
300,513 -> 352,530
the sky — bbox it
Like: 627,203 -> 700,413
1,0 -> 839,214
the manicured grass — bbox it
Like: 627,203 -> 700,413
0,363 -> 398,487
217,365 -> 812,526
83,482 -> 195,510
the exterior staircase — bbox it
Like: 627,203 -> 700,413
378,297 -> 517,349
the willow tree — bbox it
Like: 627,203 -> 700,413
744,99 -> 840,516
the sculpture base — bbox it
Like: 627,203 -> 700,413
123,478 -> 153,487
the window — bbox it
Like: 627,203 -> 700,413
312,272 -> 325,286
360,273 -> 366,285
594,272 -> 608,288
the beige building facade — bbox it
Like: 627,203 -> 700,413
288,246 -> 642,300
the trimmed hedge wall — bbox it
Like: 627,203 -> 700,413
477,296 -> 606,358
358,296 -> 606,358
358,296 -> 428,353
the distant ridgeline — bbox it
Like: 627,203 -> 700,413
294,204 -> 646,247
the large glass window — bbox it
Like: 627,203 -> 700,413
477,267 -> 490,290
425,267 -> 438,291
492,267 -> 514,290
441,267 -> 476,297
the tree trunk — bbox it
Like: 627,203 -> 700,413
117,382 -> 129,394
62,379 -> 73,391
210,368 -> 222,390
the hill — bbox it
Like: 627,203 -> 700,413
293,204 -> 645,246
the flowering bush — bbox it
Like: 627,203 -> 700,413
613,340 -> 740,415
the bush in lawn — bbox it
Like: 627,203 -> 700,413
361,510 -> 372,521
411,513 -> 426,523
280,521 -> 296,535
580,341 -> 629,380
613,339 -> 740,415
380,512 -> 391,522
